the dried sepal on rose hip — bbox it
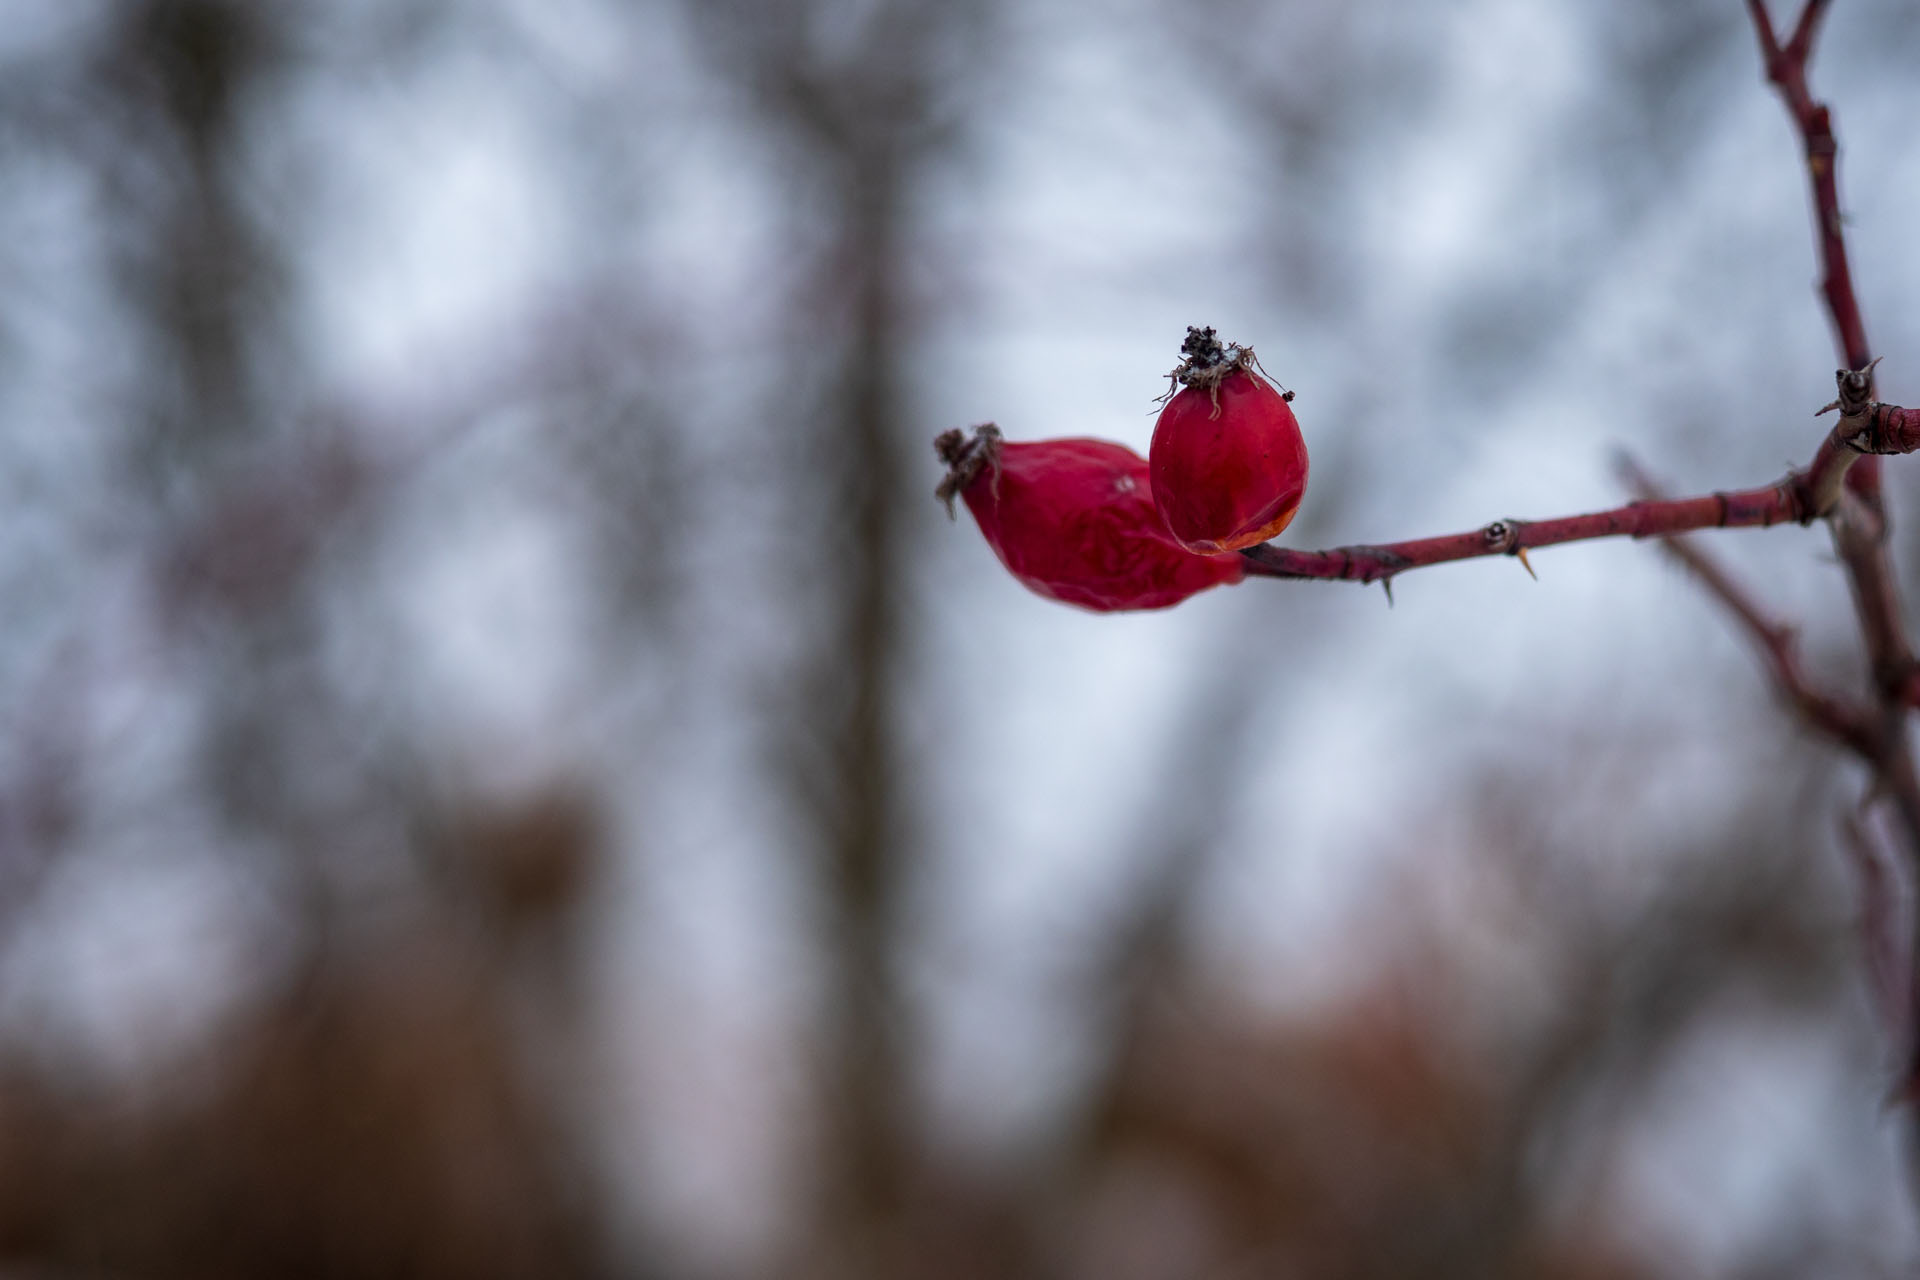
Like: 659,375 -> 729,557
1149,326 -> 1309,553
934,424 -> 1244,612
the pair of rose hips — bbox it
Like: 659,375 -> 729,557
937,327 -> 1308,611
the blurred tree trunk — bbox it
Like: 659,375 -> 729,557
683,2 -> 992,1270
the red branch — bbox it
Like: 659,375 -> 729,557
1236,2 -> 1920,1108
1240,480 -> 1804,586
1746,0 -> 1870,373
1238,3 -> 1902,595
1827,399 -> 1920,458
1618,455 -> 1877,757
1747,0 -> 1920,1105
1239,371 -> 1911,588
1746,0 -> 1884,515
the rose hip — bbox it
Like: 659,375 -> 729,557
934,425 -> 1244,612
1149,326 -> 1308,553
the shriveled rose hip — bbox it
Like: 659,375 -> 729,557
934,425 -> 1244,612
1149,326 -> 1308,553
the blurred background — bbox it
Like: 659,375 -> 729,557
5,0 -> 1920,1276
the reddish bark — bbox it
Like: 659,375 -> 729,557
1239,479 -> 1806,587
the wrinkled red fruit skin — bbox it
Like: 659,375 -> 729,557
962,438 -> 1244,612
1149,370 -> 1309,553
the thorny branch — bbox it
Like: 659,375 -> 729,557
1239,0 -> 1920,1097
1739,0 -> 1920,1101
938,0 -> 1920,1065
1235,368 -> 1919,590
1240,480 -> 1802,589
1745,0 -> 1868,375
1615,454 -> 1875,758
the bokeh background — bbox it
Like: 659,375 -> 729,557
5,1 -> 1920,1276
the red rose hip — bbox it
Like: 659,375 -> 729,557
1149,326 -> 1308,553
934,425 -> 1244,612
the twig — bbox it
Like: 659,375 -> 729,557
1841,806 -> 1912,1087
1746,0 -> 1920,1107
1237,375 -> 1917,589
1616,455 -> 1876,757
1746,0 -> 1868,374
1239,480 -> 1804,585
1742,0 -> 1918,691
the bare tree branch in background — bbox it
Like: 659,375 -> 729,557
682,2 -> 995,1272
0,6 -> 651,1276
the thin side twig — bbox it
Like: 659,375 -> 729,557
1842,806 -> 1913,1087
1746,0 -> 1868,374
1616,454 -> 1876,758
